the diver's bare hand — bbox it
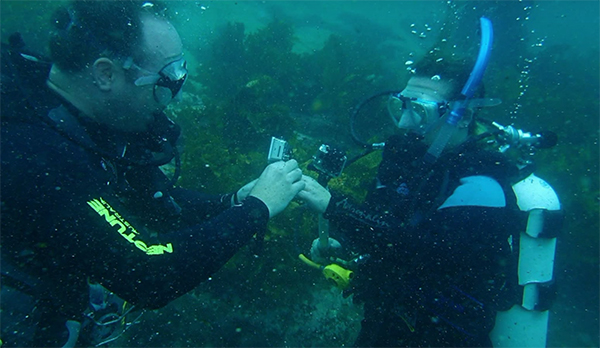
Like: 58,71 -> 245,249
249,160 -> 305,218
296,175 -> 331,214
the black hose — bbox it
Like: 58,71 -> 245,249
349,90 -> 403,148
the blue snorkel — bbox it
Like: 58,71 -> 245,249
424,17 -> 494,163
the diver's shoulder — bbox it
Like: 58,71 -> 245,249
452,147 -> 517,184
1,116 -> 95,169
3,118 -> 69,148
512,173 -> 561,211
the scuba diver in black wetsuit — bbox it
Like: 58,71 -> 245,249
1,1 -> 306,346
298,18 -> 562,347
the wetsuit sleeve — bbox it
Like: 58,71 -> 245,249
1,122 -> 270,310
323,191 -> 403,231
169,187 -> 235,224
99,196 -> 269,309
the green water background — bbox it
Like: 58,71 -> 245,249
1,1 -> 598,346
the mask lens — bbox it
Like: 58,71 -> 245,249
410,101 -> 429,124
154,59 -> 187,105
387,96 -> 434,132
387,96 -> 404,126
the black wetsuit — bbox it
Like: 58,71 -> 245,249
324,134 -> 524,347
1,95 -> 269,346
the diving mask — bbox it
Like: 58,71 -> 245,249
124,56 -> 188,105
388,95 -> 500,135
388,94 -> 450,134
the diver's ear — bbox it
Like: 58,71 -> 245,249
92,58 -> 118,91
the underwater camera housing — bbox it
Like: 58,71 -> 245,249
267,137 -> 347,182
310,144 -> 347,179
268,137 -> 293,163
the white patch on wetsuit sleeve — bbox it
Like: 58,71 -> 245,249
438,175 -> 506,210
512,173 -> 561,211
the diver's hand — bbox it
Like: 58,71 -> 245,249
249,160 -> 305,218
310,237 -> 342,265
233,179 -> 258,206
296,175 -> 331,214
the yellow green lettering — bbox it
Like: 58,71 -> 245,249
87,198 -> 174,256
